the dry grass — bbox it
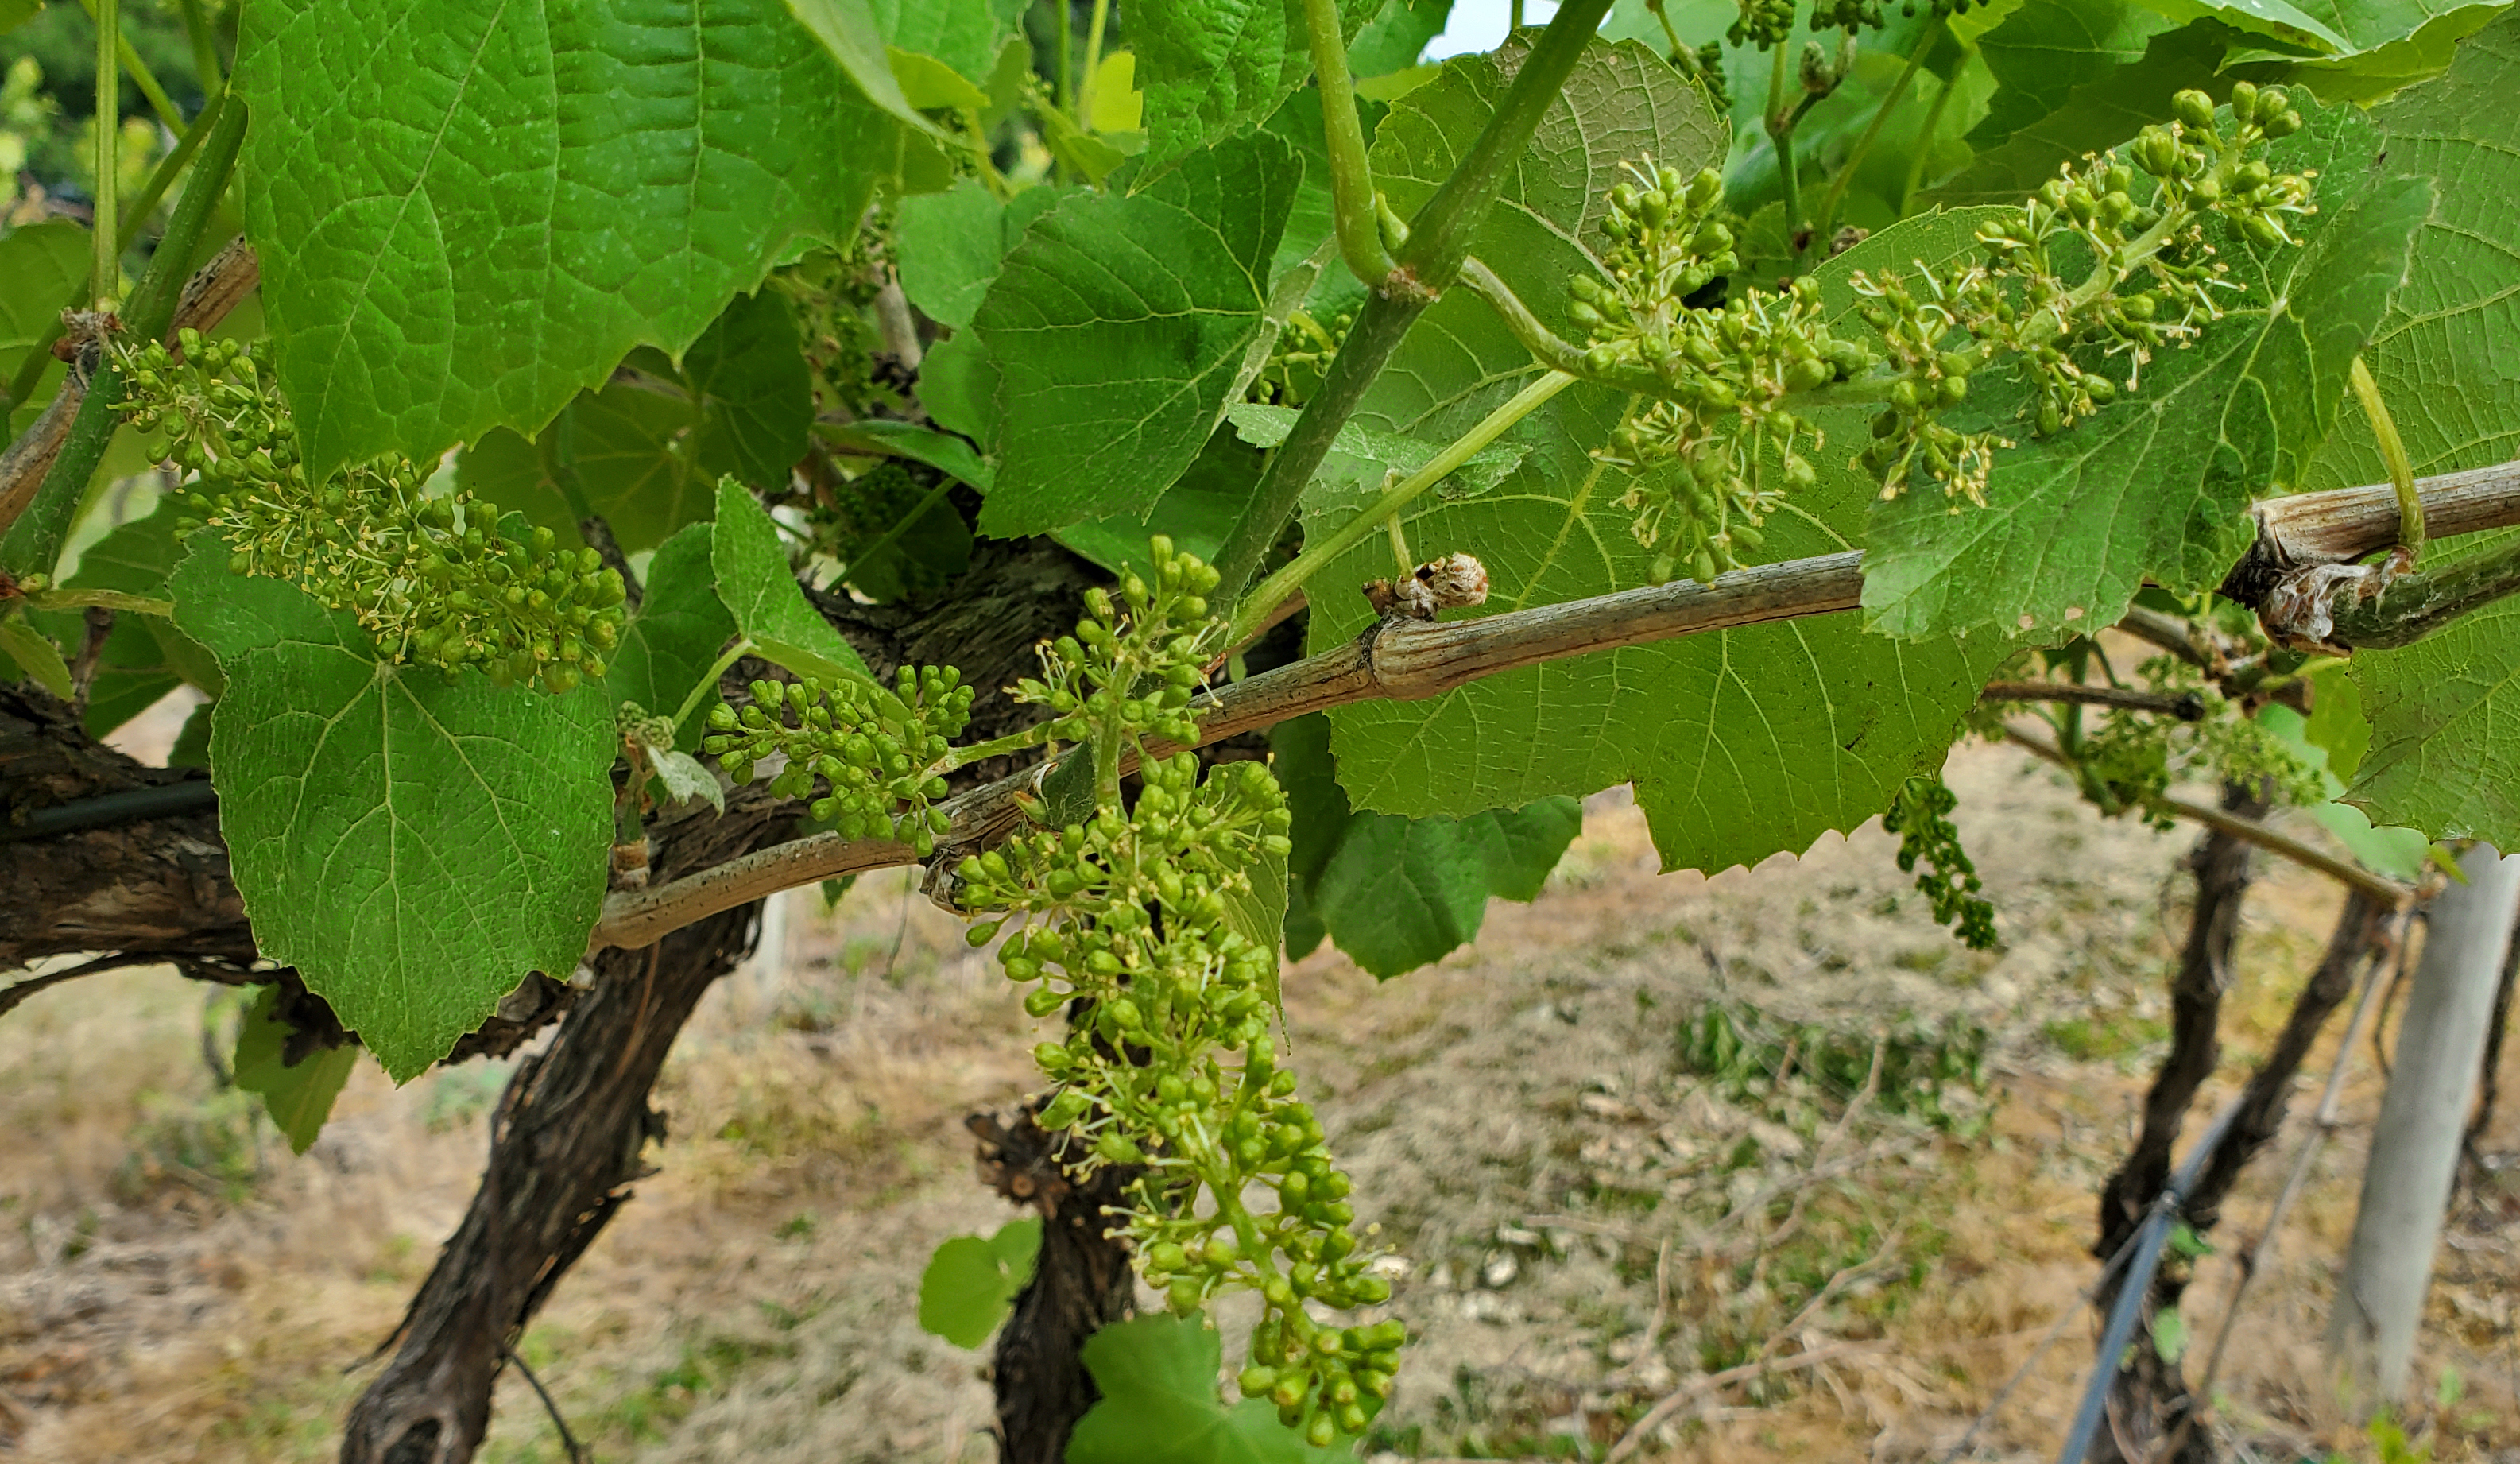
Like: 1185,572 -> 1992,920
1,739 -> 2515,1463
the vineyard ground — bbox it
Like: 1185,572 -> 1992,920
2,707 -> 2516,1463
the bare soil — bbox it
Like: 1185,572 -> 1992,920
3,731 -> 2516,1463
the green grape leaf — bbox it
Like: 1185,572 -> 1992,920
2299,15 -> 2520,842
2163,0 -> 2517,99
1315,41 -> 2002,876
1865,99 -> 2433,641
0,219 -> 85,392
1351,0 -> 1454,75
1270,715 -> 1580,977
1368,38 -> 1727,323
784,0 -> 941,131
893,180 -> 1072,331
2259,704 -> 2431,879
2244,5 -> 2519,103
170,544 -> 617,1082
10,600 -> 187,741
1131,0 -> 1380,168
650,749 -> 726,813
236,0 -> 892,478
606,522 -> 738,748
681,292 -> 819,490
2139,0 -> 2352,51
232,984 -> 361,1156
837,469 -> 974,604
915,329 -> 998,443
1257,89 -> 1349,286
915,1218 -> 1043,1349
1226,401 -> 1529,509
869,0 -> 1027,83
0,610 -> 72,699
462,290 -> 813,552
710,478 -> 871,685
1926,22 -> 2228,209
891,47 -> 992,112
1056,429 -> 1264,583
170,697 -> 213,769
1067,1315 -> 1354,1464
1968,0 -> 2176,152
0,0 -> 42,36
1270,715 -> 1351,959
63,493 -> 226,695
1223,799 -> 1293,1010
36,493 -> 225,733
972,131 -> 1302,538
2305,661 -> 2369,780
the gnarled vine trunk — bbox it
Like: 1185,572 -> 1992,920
970,1103 -> 1140,1464
2088,822 -> 2395,1464
2089,782 -> 2266,1464
338,896 -> 768,1464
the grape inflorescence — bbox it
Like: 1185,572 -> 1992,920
1883,773 -> 1997,949
1575,161 -> 1875,581
702,666 -> 972,854
1561,86 -> 2317,576
116,331 -> 627,694
955,538 -> 1395,1446
1849,83 -> 2313,502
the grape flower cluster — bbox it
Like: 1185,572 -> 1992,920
1571,160 -> 1876,581
1848,83 -> 2313,503
115,331 -> 625,693
1883,773 -> 1996,949
2071,656 -> 2324,827
1249,307 -> 1353,410
701,665 -> 972,854
1737,0 -> 1987,45
954,540 -> 1398,1446
1558,86 -> 2317,576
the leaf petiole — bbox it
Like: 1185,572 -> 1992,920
1225,370 -> 1576,647
1767,41 -> 1801,258
1076,0 -> 1112,130
674,637 -> 756,732
1812,27 -> 1934,247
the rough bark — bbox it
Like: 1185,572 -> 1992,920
338,887 -> 769,1463
969,1102 -> 1140,1464
2095,783 -> 2273,1262
2091,891 -> 2391,1464
0,684 -> 250,969
2088,782 -> 2269,1464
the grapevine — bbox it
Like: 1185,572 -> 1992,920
1849,84 -> 2313,501
113,331 -> 627,693
688,536 -> 1396,1443
10,1 -> 2516,1457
